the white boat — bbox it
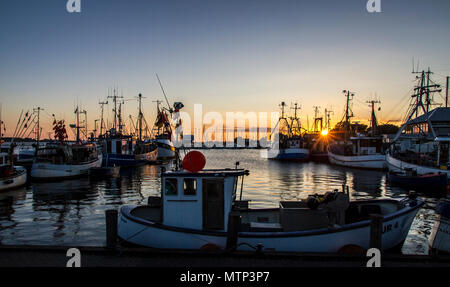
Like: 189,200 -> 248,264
118,152 -> 423,253
386,70 -> 450,178
386,153 -> 450,179
154,136 -> 175,160
328,137 -> 386,170
0,153 -> 27,192
328,91 -> 386,170
429,196 -> 450,254
31,143 -> 102,180
0,141 -> 37,165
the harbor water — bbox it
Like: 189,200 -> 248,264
0,149 -> 439,254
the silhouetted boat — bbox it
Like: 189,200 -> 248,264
387,170 -> 448,194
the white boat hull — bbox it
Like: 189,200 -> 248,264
118,200 -> 421,252
429,216 -> 450,254
0,166 -> 27,192
155,139 -> 175,159
386,154 -> 450,179
31,156 -> 102,180
328,151 -> 386,170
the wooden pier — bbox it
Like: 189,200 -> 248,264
0,244 -> 449,267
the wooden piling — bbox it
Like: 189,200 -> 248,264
226,212 -> 241,251
105,209 -> 118,249
369,214 -> 384,250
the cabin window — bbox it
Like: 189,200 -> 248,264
165,178 -> 178,196
183,178 -> 197,195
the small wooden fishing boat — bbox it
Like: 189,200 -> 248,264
0,153 -> 27,192
387,170 -> 448,194
117,151 -> 423,253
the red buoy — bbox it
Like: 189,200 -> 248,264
182,151 -> 206,173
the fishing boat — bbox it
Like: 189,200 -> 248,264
117,151 -> 423,253
30,112 -> 102,180
0,141 -> 36,166
101,133 -> 157,167
429,196 -> 450,254
386,69 -> 450,178
100,92 -> 158,167
150,74 -> 186,160
387,169 -> 448,194
0,152 -> 27,192
267,102 -> 310,161
328,91 -> 386,170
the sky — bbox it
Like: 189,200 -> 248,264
1,0 -> 450,139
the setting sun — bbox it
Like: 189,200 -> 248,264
321,129 -> 328,136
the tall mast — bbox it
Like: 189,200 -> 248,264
108,88 -> 123,133
366,99 -> 381,136
33,107 -> 43,145
446,76 -> 449,108
392,69 -> 441,142
138,93 -> 145,142
342,90 -> 354,141
0,103 -> 2,140
99,100 -> 108,137
75,106 -> 80,143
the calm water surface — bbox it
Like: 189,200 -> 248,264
0,150 -> 439,254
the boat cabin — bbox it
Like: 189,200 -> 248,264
131,168 -> 360,234
35,143 -> 99,165
102,136 -> 134,156
349,136 -> 383,156
159,169 -> 247,231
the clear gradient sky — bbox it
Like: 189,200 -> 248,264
1,0 -> 450,139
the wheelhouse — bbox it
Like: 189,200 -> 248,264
159,169 -> 248,231
35,143 -> 99,165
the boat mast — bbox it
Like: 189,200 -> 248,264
99,100 -> 108,137
446,76 -> 449,108
392,69 -> 442,142
75,106 -> 80,143
367,99 -> 381,136
343,90 -> 354,141
138,93 -> 145,143
108,88 -> 123,134
290,103 -> 301,136
0,103 -> 2,140
33,107 -> 43,145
